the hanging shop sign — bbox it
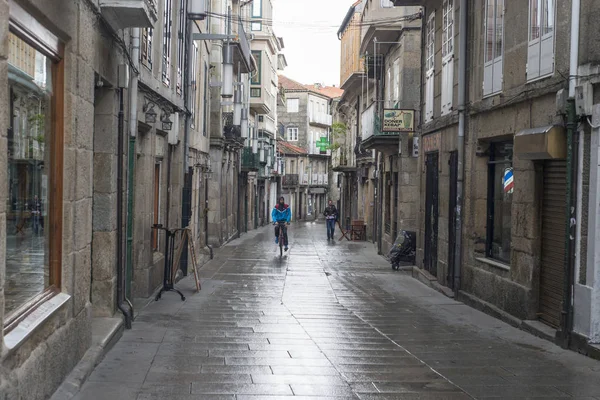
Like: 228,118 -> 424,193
382,109 -> 415,132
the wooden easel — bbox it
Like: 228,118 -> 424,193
171,228 -> 201,292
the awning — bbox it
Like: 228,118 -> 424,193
514,125 -> 566,160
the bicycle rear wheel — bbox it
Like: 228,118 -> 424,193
279,239 -> 283,257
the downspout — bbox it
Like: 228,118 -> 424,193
181,2 -> 194,276
453,0 -> 467,295
117,88 -> 132,329
125,27 -> 140,317
560,0 -> 581,348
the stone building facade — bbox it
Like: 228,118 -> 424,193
393,0 -> 600,355
0,0 -> 140,398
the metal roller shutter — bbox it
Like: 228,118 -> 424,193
539,160 -> 567,328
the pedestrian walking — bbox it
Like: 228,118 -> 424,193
30,195 -> 43,235
323,200 -> 338,241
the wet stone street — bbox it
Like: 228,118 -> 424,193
74,222 -> 600,400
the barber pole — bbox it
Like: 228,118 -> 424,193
503,168 -> 514,194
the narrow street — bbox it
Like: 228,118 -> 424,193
74,222 -> 600,400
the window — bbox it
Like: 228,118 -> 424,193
393,58 -> 400,104
381,0 -> 394,7
176,0 -> 187,95
203,61 -> 208,136
190,43 -> 198,128
287,98 -> 299,112
287,127 -> 299,141
483,0 -> 504,96
486,142 -> 513,264
153,163 -> 161,251
251,22 -> 262,31
386,66 -> 392,106
251,88 -> 261,97
6,29 -> 62,317
252,0 -> 262,17
162,0 -> 173,86
141,28 -> 153,69
425,12 -> 435,121
441,0 -> 454,115
251,51 -> 261,84
527,0 -> 555,80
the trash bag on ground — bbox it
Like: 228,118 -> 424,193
388,230 -> 416,270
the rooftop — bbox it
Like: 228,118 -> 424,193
277,140 -> 308,155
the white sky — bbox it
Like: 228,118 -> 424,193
272,0 -> 352,87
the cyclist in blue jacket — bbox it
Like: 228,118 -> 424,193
272,197 -> 291,251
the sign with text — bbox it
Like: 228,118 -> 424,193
422,132 -> 441,153
383,109 -> 415,132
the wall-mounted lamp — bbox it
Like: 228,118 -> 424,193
233,83 -> 243,125
240,108 -> 248,138
222,44 -> 234,98
143,101 -> 157,124
161,112 -> 173,131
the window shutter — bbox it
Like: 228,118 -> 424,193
527,40 -> 541,81
441,56 -> 453,115
483,63 -> 493,96
425,71 -> 434,121
492,57 -> 503,94
540,32 -> 554,76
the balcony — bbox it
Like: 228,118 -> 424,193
332,148 -> 357,172
309,113 -> 333,127
242,148 -> 259,171
231,17 -> 254,74
361,105 -> 415,155
258,114 -> 276,135
250,87 -> 273,115
359,6 -> 421,55
391,0 -> 423,5
99,0 -> 158,29
282,174 -> 299,187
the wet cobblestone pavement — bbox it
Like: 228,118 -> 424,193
75,222 -> 600,400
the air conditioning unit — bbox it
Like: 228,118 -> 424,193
188,0 -> 207,20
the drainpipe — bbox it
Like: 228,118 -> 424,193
453,0 -> 467,295
560,0 -> 581,348
181,4 -> 194,276
125,28 -> 140,318
117,87 -> 132,329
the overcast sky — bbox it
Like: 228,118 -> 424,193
272,0 -> 351,87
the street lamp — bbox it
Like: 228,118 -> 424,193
222,43 -> 234,98
241,108 -> 248,138
233,82 -> 243,125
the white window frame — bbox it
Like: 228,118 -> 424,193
287,127 -> 299,142
425,12 -> 435,122
483,0 -> 504,97
287,98 -> 299,113
441,0 -> 454,116
393,58 -> 400,106
527,0 -> 555,81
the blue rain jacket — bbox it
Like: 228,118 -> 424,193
272,204 -> 291,223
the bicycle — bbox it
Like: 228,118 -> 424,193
275,221 -> 288,257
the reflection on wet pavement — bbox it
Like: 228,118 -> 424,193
75,222 -> 600,400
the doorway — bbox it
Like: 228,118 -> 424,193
424,152 -> 439,277
539,160 -> 567,328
